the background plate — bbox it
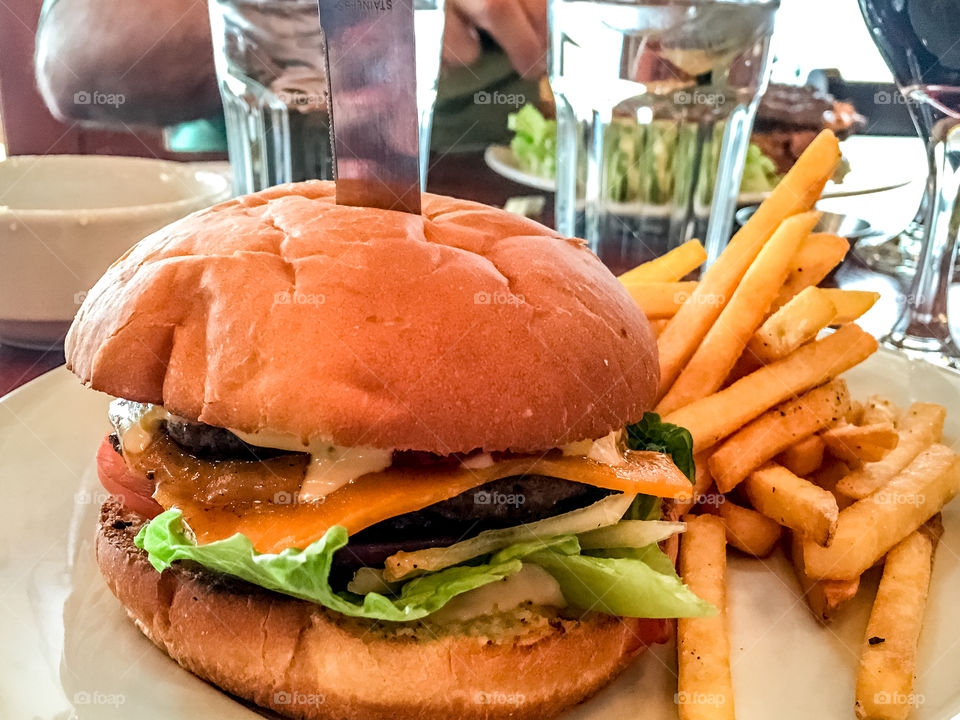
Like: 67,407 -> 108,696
484,137 -> 914,210
2,351 -> 959,719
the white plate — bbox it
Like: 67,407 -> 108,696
2,354 -> 960,720
484,140 -> 914,209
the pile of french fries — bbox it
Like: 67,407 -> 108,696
619,129 -> 960,720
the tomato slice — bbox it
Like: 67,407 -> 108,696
96,436 -> 163,518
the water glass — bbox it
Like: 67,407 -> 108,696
549,0 -> 778,274
209,0 -> 444,195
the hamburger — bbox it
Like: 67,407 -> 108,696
752,82 -> 865,176
66,181 -> 711,720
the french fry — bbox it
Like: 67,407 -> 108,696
859,395 -> 899,426
771,232 -> 850,311
678,515 -> 734,720
657,212 -> 820,414
619,239 -> 707,283
777,435 -> 826,477
838,403 -> 946,499
623,281 -> 699,319
820,289 -> 881,324
810,457 -> 856,510
657,130 -> 841,394
744,463 -> 840,545
802,443 -> 960,580
724,347 -> 762,386
709,380 -> 850,492
789,533 -> 860,624
854,525 -> 939,720
650,318 -> 670,337
713,499 -> 782,557
746,286 -> 838,363
663,324 -> 877,453
822,423 -> 899,465
847,400 -> 866,425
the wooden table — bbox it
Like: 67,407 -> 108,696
0,137 -> 945,396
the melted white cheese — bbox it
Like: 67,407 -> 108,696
560,429 -> 625,466
108,399 -> 167,455
107,399 -> 393,500
429,564 -> 566,624
228,427 -> 393,500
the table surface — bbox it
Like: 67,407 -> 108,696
0,136 -> 941,397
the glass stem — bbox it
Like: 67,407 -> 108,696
886,121 -> 960,356
704,100 -> 759,268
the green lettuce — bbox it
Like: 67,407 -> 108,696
136,510 -> 712,622
508,104 -> 557,178
625,412 -> 696,482
506,104 -> 782,199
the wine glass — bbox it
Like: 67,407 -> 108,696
859,0 -> 960,368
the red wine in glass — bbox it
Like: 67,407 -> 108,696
859,0 -> 960,367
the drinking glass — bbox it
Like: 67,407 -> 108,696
209,0 -> 444,195
859,0 -> 960,368
548,0 -> 779,275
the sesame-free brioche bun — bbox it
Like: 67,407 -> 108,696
97,499 -> 668,720
66,181 -> 657,454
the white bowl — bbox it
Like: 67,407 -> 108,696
0,155 -> 231,349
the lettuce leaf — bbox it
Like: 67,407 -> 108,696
528,544 -> 713,618
508,104 -> 557,178
135,509 -> 713,622
136,509 -> 524,623
625,412 -> 696,482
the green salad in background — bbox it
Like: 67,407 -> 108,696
508,104 -> 782,203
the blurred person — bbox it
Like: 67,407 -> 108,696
35,0 -> 547,153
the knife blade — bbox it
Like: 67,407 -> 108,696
318,0 -> 422,214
